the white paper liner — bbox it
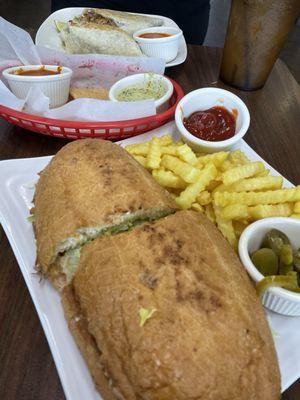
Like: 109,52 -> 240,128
0,17 -> 166,122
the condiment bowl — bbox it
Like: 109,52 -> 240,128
175,87 -> 250,153
2,65 -> 72,108
133,27 -> 182,63
239,217 -> 300,316
109,73 -> 173,113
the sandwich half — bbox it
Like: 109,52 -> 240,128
33,139 -> 176,290
58,8 -> 163,56
62,210 -> 280,400
75,8 -> 163,35
60,22 -> 143,56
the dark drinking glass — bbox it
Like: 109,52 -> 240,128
220,0 -> 300,90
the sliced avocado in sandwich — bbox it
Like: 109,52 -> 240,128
53,207 -> 173,287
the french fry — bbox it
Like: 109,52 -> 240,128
212,176 -> 282,194
128,136 -> 299,250
217,218 -> 238,249
233,220 -> 249,238
196,191 -> 211,205
219,159 -> 234,172
256,169 -> 270,177
294,201 -> 300,213
191,203 -> 204,213
160,145 -> 178,156
228,176 -> 283,192
152,169 -> 186,189
125,142 -> 149,155
214,204 -> 238,249
221,161 -> 265,186
176,144 -> 197,165
132,154 -> 147,167
228,150 -> 250,166
204,204 -> 216,223
220,204 -> 249,220
158,135 -> 173,145
206,179 -> 222,192
126,135 -> 172,156
175,163 -> 217,209
195,151 -> 228,168
147,137 -> 161,169
291,214 -> 300,219
213,186 -> 300,207
212,182 -> 230,194
248,203 -> 293,220
161,155 -> 201,183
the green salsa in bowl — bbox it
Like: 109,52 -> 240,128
109,73 -> 173,113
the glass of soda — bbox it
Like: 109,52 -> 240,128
220,0 -> 300,91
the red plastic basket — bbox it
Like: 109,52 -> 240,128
0,78 -> 183,140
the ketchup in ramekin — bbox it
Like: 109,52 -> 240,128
183,106 -> 237,142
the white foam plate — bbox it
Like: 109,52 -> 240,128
35,7 -> 187,68
0,121 -> 299,399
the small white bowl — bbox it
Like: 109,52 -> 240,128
109,73 -> 173,113
175,87 -> 250,153
133,27 -> 182,63
239,217 -> 300,316
2,65 -> 72,108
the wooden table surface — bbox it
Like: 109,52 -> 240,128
0,45 -> 300,400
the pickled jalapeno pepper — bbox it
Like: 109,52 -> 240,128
250,229 -> 300,296
256,274 -> 299,298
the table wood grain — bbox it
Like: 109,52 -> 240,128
0,45 -> 299,400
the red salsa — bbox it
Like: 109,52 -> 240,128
139,32 -> 172,39
183,106 -> 236,142
12,66 -> 62,76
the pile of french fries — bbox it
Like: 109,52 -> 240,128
125,135 -> 300,250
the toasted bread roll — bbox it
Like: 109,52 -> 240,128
63,210 -> 280,400
69,87 -> 109,100
33,139 -> 176,289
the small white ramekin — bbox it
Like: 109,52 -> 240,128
239,217 -> 300,316
175,87 -> 250,153
109,73 -> 173,113
133,27 -> 182,63
2,65 -> 72,108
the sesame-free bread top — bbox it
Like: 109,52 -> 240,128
33,139 -> 176,273
68,210 -> 280,400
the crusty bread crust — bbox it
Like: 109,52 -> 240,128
68,210 -> 280,400
70,87 -> 109,100
62,285 -> 117,400
34,139 -> 176,275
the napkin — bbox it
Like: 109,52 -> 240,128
0,17 -> 166,121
